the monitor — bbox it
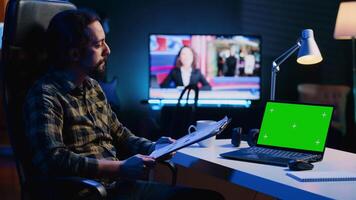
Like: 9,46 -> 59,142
148,34 -> 261,106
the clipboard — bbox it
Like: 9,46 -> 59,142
150,116 -> 231,159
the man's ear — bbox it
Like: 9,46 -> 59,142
68,48 -> 81,62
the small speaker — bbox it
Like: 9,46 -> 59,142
231,127 -> 260,147
231,127 -> 243,147
247,129 -> 259,147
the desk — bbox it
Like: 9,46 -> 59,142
171,139 -> 356,200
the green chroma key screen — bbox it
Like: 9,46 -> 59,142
257,102 -> 333,152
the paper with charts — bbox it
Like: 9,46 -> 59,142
150,116 -> 229,159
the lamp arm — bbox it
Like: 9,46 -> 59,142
273,41 -> 301,68
270,40 -> 301,100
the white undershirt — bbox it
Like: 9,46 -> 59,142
180,67 -> 192,86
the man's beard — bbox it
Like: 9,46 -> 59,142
89,58 -> 107,81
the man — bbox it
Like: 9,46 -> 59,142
224,51 -> 237,76
24,9 -> 224,200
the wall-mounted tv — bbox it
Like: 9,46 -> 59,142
149,34 -> 261,106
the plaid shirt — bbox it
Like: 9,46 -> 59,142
24,70 -> 154,179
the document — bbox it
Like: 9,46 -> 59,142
150,116 -> 230,159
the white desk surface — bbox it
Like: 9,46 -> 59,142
171,139 -> 356,200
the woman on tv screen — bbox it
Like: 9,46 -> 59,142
160,46 -> 212,90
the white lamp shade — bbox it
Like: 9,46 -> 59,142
334,1 -> 356,39
297,29 -> 323,65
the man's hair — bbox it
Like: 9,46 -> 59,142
46,9 -> 101,67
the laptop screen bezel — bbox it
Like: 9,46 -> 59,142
256,100 -> 335,155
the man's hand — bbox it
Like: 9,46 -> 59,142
118,154 -> 155,180
154,136 -> 176,161
154,136 -> 176,150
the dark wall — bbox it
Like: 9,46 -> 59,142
70,0 -> 354,144
71,0 -> 244,111
238,0 -> 351,100
71,0 -> 352,103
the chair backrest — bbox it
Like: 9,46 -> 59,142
1,0 -> 76,190
298,84 -> 350,135
99,77 -> 120,109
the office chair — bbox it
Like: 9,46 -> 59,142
298,84 -> 351,150
1,0 -> 176,199
98,76 -> 121,115
298,84 -> 350,135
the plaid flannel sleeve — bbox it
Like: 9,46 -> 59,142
24,88 -> 99,177
108,105 -> 154,157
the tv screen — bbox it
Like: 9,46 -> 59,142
149,34 -> 261,106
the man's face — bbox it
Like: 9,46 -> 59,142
79,20 -> 111,77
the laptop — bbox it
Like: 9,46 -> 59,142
220,101 -> 334,167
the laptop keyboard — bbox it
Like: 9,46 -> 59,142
241,146 -> 319,161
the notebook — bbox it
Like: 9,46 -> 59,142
287,171 -> 356,182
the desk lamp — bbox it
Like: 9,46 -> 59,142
270,29 -> 323,100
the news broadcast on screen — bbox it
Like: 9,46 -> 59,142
149,34 -> 261,106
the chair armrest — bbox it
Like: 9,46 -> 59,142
28,176 -> 107,200
159,160 -> 177,186
54,176 -> 107,199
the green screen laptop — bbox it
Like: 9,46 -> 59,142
221,101 -> 334,167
